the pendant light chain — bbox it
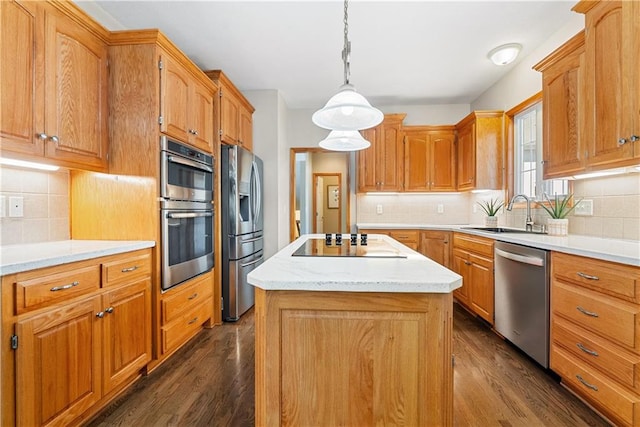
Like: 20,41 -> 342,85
342,0 -> 351,85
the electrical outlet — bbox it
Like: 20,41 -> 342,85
472,204 -> 477,214
376,204 -> 383,215
9,196 -> 23,218
437,204 -> 444,214
574,199 -> 593,216
0,196 -> 5,218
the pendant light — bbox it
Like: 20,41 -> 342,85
312,0 -> 383,132
318,130 -> 371,151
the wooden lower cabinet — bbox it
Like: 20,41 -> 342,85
550,252 -> 640,426
451,233 -> 494,324
2,249 -> 152,427
255,288 -> 453,426
420,230 -> 451,268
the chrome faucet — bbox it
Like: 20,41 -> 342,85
507,194 -> 534,231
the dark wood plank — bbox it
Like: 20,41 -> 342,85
87,304 -> 608,427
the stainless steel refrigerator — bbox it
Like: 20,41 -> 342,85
221,145 -> 264,321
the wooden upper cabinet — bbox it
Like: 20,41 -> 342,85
205,70 -> 255,151
0,0 -> 109,171
574,0 -> 640,168
357,114 -> 405,192
455,111 -> 504,191
160,53 -> 215,153
404,127 -> 456,192
534,32 -> 586,179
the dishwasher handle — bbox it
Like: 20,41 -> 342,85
495,247 -> 545,267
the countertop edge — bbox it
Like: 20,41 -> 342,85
0,240 -> 156,276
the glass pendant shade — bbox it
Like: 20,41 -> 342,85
318,130 -> 371,151
312,84 -> 384,131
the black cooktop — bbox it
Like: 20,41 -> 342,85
292,236 -> 407,258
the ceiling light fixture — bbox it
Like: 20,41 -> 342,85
488,43 -> 522,66
318,130 -> 371,151
312,0 -> 383,134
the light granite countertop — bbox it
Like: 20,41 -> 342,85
248,234 -> 462,293
0,240 -> 156,276
358,223 -> 640,267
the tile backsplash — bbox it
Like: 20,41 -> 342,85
0,166 -> 70,245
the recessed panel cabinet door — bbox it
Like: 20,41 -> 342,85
220,91 -> 240,145
16,296 -> 102,427
430,131 -> 456,191
191,82 -> 214,152
160,55 -> 191,143
0,0 -> 44,157
357,127 -> 379,192
102,279 -> 151,394
456,123 -> 475,191
44,5 -> 108,170
404,130 -> 430,192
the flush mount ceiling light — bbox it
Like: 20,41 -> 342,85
312,0 -> 383,133
488,43 -> 522,66
318,130 -> 371,151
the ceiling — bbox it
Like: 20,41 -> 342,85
76,1 -> 578,110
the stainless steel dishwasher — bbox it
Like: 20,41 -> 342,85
494,241 -> 550,368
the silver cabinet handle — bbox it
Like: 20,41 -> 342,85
105,307 -> 114,314
96,311 -> 105,318
576,343 -> 599,357
464,260 -> 472,266
577,272 -> 599,281
577,306 -> 599,318
188,293 -> 198,300
576,375 -> 598,391
618,137 -> 629,146
37,133 -> 48,140
631,135 -> 639,142
188,317 -> 199,325
50,135 -> 59,144
121,266 -> 138,273
50,281 -> 79,292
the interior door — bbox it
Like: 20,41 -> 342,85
314,176 -> 324,233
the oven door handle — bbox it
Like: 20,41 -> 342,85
167,211 -> 213,219
167,155 -> 213,173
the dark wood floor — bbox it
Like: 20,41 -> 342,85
88,304 -> 609,427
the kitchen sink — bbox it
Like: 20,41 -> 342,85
462,227 -> 548,235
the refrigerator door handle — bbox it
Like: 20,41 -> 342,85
252,160 -> 262,225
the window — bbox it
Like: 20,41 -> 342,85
513,101 -> 568,200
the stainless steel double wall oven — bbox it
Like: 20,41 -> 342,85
160,136 -> 214,291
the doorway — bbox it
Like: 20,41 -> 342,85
290,148 -> 351,241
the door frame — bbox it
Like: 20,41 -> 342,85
289,148 -> 351,241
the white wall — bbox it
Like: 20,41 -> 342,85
379,104 -> 470,126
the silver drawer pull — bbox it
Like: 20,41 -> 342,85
188,317 -> 199,325
576,374 -> 599,391
576,343 -> 599,357
121,266 -> 138,273
188,293 -> 198,300
576,306 -> 599,318
577,272 -> 599,281
50,281 -> 79,292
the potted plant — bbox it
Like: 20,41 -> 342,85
476,198 -> 504,227
540,193 -> 580,236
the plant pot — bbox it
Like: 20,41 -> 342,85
484,216 -> 498,228
547,218 -> 569,236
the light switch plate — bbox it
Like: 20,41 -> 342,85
574,199 -> 593,216
9,196 -> 23,217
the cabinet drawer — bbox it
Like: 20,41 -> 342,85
161,299 -> 211,354
551,346 -> 640,427
389,230 -> 419,243
15,265 -> 101,314
553,281 -> 640,352
453,233 -> 493,257
161,273 -> 213,324
102,251 -> 152,288
553,252 -> 640,303
553,317 -> 640,393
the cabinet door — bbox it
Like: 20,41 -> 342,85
43,5 -> 108,171
0,0 -> 44,157
102,279 -> 151,394
378,123 -> 403,191
451,249 -> 470,306
239,106 -> 253,151
160,55 -> 190,143
420,231 -> 450,268
456,123 -> 475,190
16,296 -> 102,426
542,36 -> 585,178
469,253 -> 494,324
404,130 -> 430,192
583,1 -> 635,167
190,81 -> 214,152
357,127 -> 379,192
220,90 -> 239,145
430,131 -> 456,191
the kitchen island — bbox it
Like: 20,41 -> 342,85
248,234 -> 462,427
